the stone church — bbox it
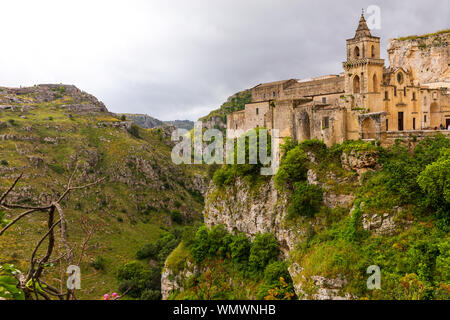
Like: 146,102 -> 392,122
227,14 -> 450,146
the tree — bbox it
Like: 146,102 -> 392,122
287,182 -> 323,219
248,233 -> 279,273
0,168 -> 104,300
274,146 -> 308,190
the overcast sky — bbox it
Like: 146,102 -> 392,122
0,0 -> 448,121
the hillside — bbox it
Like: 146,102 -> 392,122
162,136 -> 450,300
198,90 -> 251,132
0,84 -> 207,300
119,113 -> 194,131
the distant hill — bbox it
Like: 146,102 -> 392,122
120,113 -> 194,130
0,84 -> 206,300
198,90 -> 251,132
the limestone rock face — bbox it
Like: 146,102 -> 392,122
289,263 -> 352,300
203,178 -> 301,255
201,176 -> 359,300
161,261 -> 197,300
341,150 -> 379,175
202,115 -> 226,131
387,32 -> 450,84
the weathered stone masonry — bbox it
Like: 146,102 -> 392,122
227,14 -> 450,146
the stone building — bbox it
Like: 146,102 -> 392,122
227,14 -> 450,146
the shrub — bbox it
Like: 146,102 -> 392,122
212,165 -> 235,187
136,243 -> 157,260
117,262 -> 161,299
207,163 -> 221,180
120,115 -> 127,121
256,262 -> 296,300
417,148 -> 450,208
248,233 -> 279,273
263,261 -> 291,285
191,225 -> 210,262
298,139 -> 327,159
170,210 -> 183,224
280,137 -> 298,156
0,160 -> 8,166
91,256 -> 107,271
229,233 -> 251,265
127,124 -> 140,139
274,146 -> 308,190
287,182 -> 323,219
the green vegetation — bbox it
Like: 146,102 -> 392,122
0,92 -> 206,300
396,29 -> 450,41
278,135 -> 450,299
0,264 -> 25,300
287,182 -> 323,219
166,225 -> 296,300
212,128 -> 271,188
199,90 -> 251,126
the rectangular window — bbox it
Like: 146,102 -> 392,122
323,117 -> 330,129
256,108 -> 259,115
322,97 -> 327,104
273,91 -> 276,98
424,115 -> 427,123
398,112 -> 404,131
413,118 -> 416,130
384,91 -> 388,100
404,87 -> 407,97
386,119 -> 389,131
394,87 -> 397,97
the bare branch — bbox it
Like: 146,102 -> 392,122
57,177 -> 105,203
0,208 -> 39,236
27,217 -> 61,281
0,173 -> 23,204
53,202 -> 73,265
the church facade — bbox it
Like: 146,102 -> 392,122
227,14 -> 450,146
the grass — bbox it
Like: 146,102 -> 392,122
396,29 -> 450,41
0,95 -> 207,299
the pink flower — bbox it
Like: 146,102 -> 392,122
112,292 -> 118,298
104,294 -> 110,300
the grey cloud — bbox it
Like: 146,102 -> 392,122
0,0 -> 448,120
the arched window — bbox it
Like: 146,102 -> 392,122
371,45 -> 375,58
353,75 -> 360,94
373,74 -> 379,93
354,46 -> 360,59
430,102 -> 439,113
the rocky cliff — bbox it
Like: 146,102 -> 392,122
388,30 -> 450,84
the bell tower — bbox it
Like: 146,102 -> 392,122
343,12 -> 384,112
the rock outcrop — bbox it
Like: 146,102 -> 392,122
202,176 -> 356,300
0,84 -> 108,113
388,31 -> 450,84
203,178 -> 300,255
